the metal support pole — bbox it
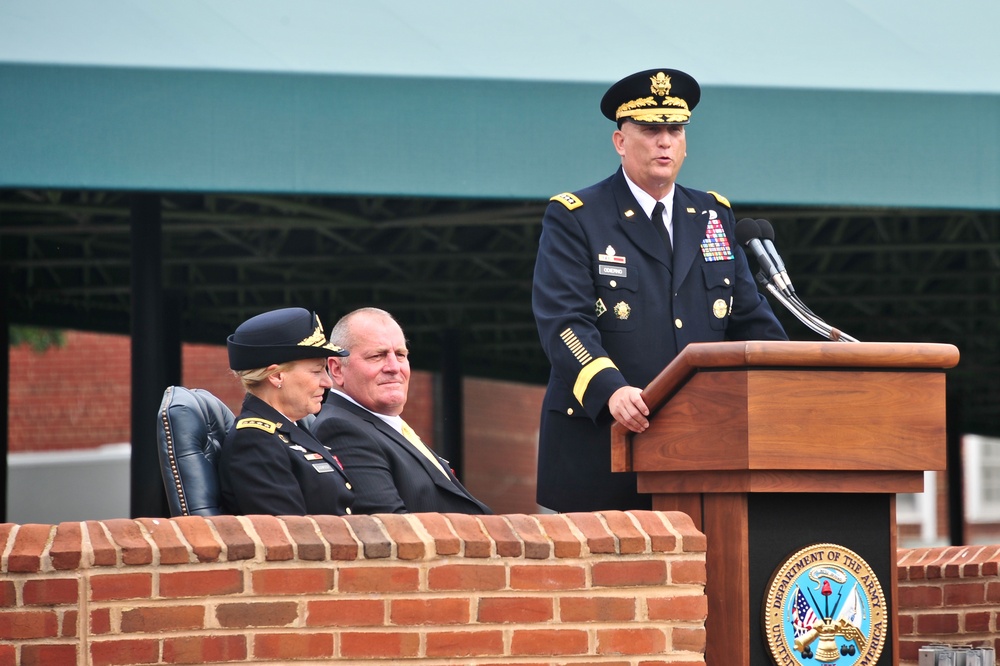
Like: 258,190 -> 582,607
436,328 -> 464,478
129,194 -> 173,518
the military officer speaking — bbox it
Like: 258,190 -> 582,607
532,68 -> 788,512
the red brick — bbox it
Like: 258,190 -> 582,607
0,645 -> 12,666
916,611 -> 960,634
670,559 -> 707,585
415,513 -> 462,556
559,596 -> 637,622
7,524 -> 53,572
943,581 -> 986,606
173,515 -> 223,562
478,596 -> 553,623
50,521 -> 83,570
511,628 -> 589,656
159,568 -> 244,598
340,565 -> 421,593
254,632 -> 334,659
672,625 -> 707,652
162,634 -> 248,663
428,563 -> 506,591
215,601 -> 299,628
378,514 -> 427,560
137,518 -> 189,565
23,577 -> 78,605
344,515 -> 392,558
897,583 -> 944,609
246,515 -> 294,561
596,627 -> 667,655
252,567 -> 335,595
281,515 -> 327,560
120,605 -> 205,633
647,594 -> 708,621
60,609 -> 79,637
479,514 -> 523,557
85,521 -> 119,567
600,511 -> 648,554
313,514 -> 361,560
21,643 -> 79,666
631,511 -> 682,553
511,563 -> 587,590
340,631 -> 421,658
506,514 -> 552,559
0,580 -> 17,607
989,581 -> 1000,603
104,519 -> 154,566
425,629 -> 505,657
964,611 -> 992,632
536,514 -> 583,558
593,559 -> 667,587
205,515 -> 256,561
91,608 -> 112,634
0,610 -> 59,639
566,512 -> 618,553
443,513 -> 493,558
90,638 -> 161,665
391,597 -> 470,625
90,572 -> 152,601
306,598 -> 385,626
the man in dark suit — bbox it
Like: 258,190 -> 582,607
311,307 -> 491,514
532,68 -> 788,512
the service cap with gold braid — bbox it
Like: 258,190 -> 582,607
227,307 -> 347,371
600,68 -> 701,126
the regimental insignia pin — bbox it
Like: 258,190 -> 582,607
762,543 -> 887,666
712,298 -> 728,319
613,301 -> 631,320
624,209 -> 635,218
599,245 -> 626,264
595,298 -> 608,318
278,433 -> 289,443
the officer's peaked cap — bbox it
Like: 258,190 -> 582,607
600,68 -> 701,126
227,307 -> 347,371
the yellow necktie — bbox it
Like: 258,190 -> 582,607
400,420 -> 450,479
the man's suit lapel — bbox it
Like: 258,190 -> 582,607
330,394 -> 471,498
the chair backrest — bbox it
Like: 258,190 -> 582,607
157,386 -> 235,516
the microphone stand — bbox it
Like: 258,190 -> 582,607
755,272 -> 859,342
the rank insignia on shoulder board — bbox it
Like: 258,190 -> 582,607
236,418 -> 278,433
701,218 -> 734,262
550,192 -> 583,210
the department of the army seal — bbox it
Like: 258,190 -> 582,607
762,543 -> 887,666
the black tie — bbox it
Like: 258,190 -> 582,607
651,201 -> 672,254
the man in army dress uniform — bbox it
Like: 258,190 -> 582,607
532,68 -> 788,512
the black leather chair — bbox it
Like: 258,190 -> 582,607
157,386 -> 234,516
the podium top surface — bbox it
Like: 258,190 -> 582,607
641,340 -> 959,408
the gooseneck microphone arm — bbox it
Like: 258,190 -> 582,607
736,218 -> 859,343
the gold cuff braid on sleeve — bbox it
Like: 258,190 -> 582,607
573,357 -> 618,405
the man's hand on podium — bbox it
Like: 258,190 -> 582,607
609,386 -> 650,433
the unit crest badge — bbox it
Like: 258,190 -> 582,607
762,543 -> 887,666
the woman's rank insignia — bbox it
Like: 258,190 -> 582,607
700,218 -> 734,262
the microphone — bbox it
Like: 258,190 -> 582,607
755,219 -> 795,295
735,218 -> 789,294
739,217 -> 859,343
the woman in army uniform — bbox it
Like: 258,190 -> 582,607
219,307 -> 356,515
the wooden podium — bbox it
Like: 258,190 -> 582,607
611,340 -> 959,666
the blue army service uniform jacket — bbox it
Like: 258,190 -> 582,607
532,167 -> 787,512
312,393 -> 492,515
219,393 -> 355,516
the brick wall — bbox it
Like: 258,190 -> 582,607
0,511 -> 708,666
897,545 -> 1000,662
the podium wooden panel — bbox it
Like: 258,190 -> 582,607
611,340 -> 959,666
